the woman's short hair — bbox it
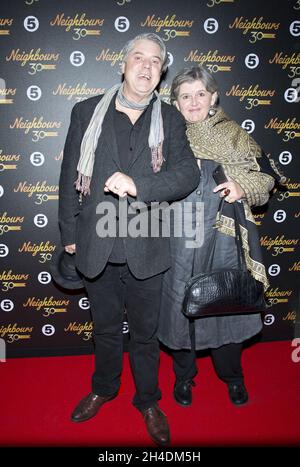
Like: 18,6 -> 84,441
122,33 -> 168,73
170,66 -> 219,104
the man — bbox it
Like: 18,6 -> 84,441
58,33 -> 199,446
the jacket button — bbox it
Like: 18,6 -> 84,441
196,190 -> 201,195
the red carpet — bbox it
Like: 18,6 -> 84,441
0,341 -> 299,447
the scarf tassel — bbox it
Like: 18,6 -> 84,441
75,174 -> 91,196
151,143 -> 165,173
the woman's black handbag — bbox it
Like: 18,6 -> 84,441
182,199 -> 266,318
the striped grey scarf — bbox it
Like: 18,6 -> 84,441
75,82 -> 164,195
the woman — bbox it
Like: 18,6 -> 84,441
158,66 -> 285,407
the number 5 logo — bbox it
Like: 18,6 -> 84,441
114,16 -> 130,32
0,299 -> 14,312
241,119 -> 255,134
0,244 -> 9,257
273,210 -> 286,223
203,18 -> 219,34
284,87 -> 299,103
33,214 -> 48,228
42,324 -> 55,336
245,53 -> 259,69
30,152 -> 45,167
279,151 -> 292,165
24,16 -> 39,32
268,264 -> 281,276
264,314 -> 275,326
290,20 -> 300,37
70,51 -> 85,67
38,272 -> 52,284
27,85 -> 42,101
79,297 -> 90,310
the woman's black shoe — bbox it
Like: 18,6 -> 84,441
173,379 -> 195,407
227,383 -> 248,405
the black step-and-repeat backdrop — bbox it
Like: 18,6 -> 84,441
0,0 -> 299,358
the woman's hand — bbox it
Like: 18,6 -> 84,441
213,176 -> 245,203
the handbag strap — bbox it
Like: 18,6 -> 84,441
232,202 -> 247,270
191,198 -> 225,275
202,197 -> 224,272
201,199 -> 247,273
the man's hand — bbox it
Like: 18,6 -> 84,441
65,244 -> 76,254
104,172 -> 137,198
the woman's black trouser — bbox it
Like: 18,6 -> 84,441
172,322 -> 243,384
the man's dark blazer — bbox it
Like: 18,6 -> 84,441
58,94 -> 200,279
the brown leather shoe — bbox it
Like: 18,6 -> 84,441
139,404 -> 170,446
71,392 -> 116,423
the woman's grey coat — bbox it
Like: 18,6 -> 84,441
158,159 -> 262,350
